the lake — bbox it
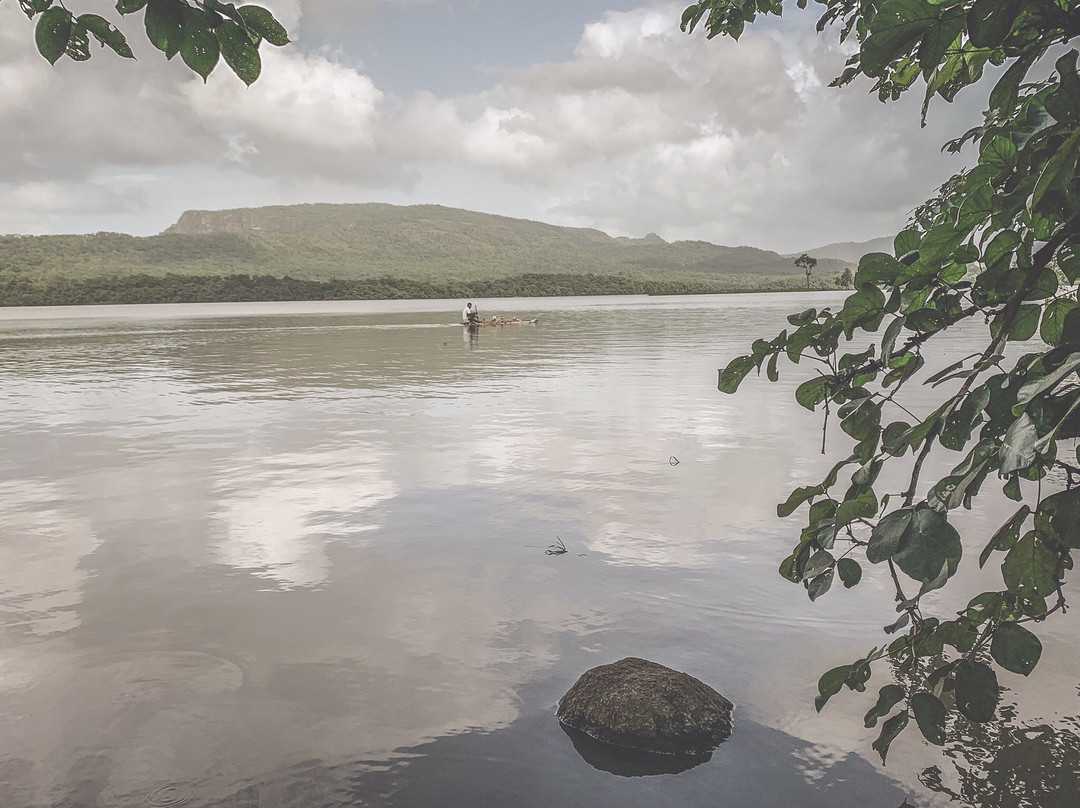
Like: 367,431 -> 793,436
0,293 -> 1076,808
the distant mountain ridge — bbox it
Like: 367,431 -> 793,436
785,236 -> 894,264
0,203 -> 857,306
157,202 -> 852,280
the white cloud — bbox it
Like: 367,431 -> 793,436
0,1 -> 985,248
184,49 -> 384,152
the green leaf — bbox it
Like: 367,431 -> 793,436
1003,474 -> 1023,501
22,0 -> 54,16
217,19 -> 262,85
816,664 -> 851,712
34,6 -> 71,64
882,420 -> 912,456
983,230 -> 1019,270
855,253 -> 902,285
967,592 -> 1004,625
905,307 -> 946,333
834,490 -> 878,532
842,284 -> 887,330
1030,130 -> 1080,213
78,14 -> 134,58
766,352 -> 779,382
115,0 -> 148,13
803,549 -> 835,580
65,19 -> 91,61
881,316 -> 905,360
957,184 -> 992,231
918,12 -> 964,73
892,507 -> 962,584
999,412 -> 1038,474
867,508 -> 913,563
1035,487 -> 1080,550
872,711 -> 909,763
894,228 -> 921,258
1023,268 -> 1058,302
180,7 -> 220,80
807,568 -> 834,601
885,612 -> 910,634
1059,305 -> 1080,348
841,400 -> 881,441
837,557 -> 862,588
954,660 -> 999,723
910,691 -> 947,745
1008,305 -> 1040,341
979,135 -> 1017,172
1046,51 -> 1080,124
919,223 -> 958,263
967,0 -> 1020,49
1002,532 -> 1060,597
864,684 -> 905,728
990,621 -> 1042,676
795,376 -> 830,411
934,619 -> 977,653
989,48 -> 1038,113
718,355 -> 754,393
861,0 -> 936,76
1041,300 -> 1078,346
778,485 -> 820,518
1015,352 -> 1080,407
979,505 -> 1030,568
238,5 -> 290,46
779,552 -> 801,583
145,0 -> 185,58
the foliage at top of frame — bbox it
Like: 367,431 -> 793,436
9,0 -> 289,83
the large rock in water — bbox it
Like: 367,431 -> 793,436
556,657 -> 733,757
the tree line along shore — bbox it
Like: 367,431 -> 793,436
0,271 -> 851,307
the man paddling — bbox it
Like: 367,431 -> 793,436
462,302 -> 480,325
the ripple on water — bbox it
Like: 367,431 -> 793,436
144,784 -> 190,807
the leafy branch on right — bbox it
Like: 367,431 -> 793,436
685,0 -> 1080,762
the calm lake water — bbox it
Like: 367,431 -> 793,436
0,293 -> 1077,808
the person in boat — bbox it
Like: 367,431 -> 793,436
462,302 -> 480,325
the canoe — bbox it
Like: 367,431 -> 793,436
463,317 -> 538,328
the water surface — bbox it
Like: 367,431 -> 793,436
1,294 -> 1077,807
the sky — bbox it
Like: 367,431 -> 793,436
0,0 -> 991,253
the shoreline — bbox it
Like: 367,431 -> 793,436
0,271 -> 849,309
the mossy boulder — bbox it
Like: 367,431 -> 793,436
556,657 -> 733,757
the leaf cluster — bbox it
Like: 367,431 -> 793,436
10,0 -> 289,83
683,0 -> 1080,121
692,0 -> 1080,763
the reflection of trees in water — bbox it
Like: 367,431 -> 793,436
919,690 -> 1080,808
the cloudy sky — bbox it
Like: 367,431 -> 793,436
0,0 -> 988,252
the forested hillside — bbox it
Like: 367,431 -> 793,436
0,203 -> 852,305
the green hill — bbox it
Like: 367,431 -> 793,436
0,203 -> 854,305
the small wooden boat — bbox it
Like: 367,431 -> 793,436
463,317 -> 538,328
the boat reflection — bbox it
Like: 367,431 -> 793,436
463,322 -> 479,347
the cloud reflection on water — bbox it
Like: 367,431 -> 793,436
0,295 -> 1076,807
212,447 -> 398,589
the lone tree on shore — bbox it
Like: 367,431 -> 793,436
795,253 -> 817,289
